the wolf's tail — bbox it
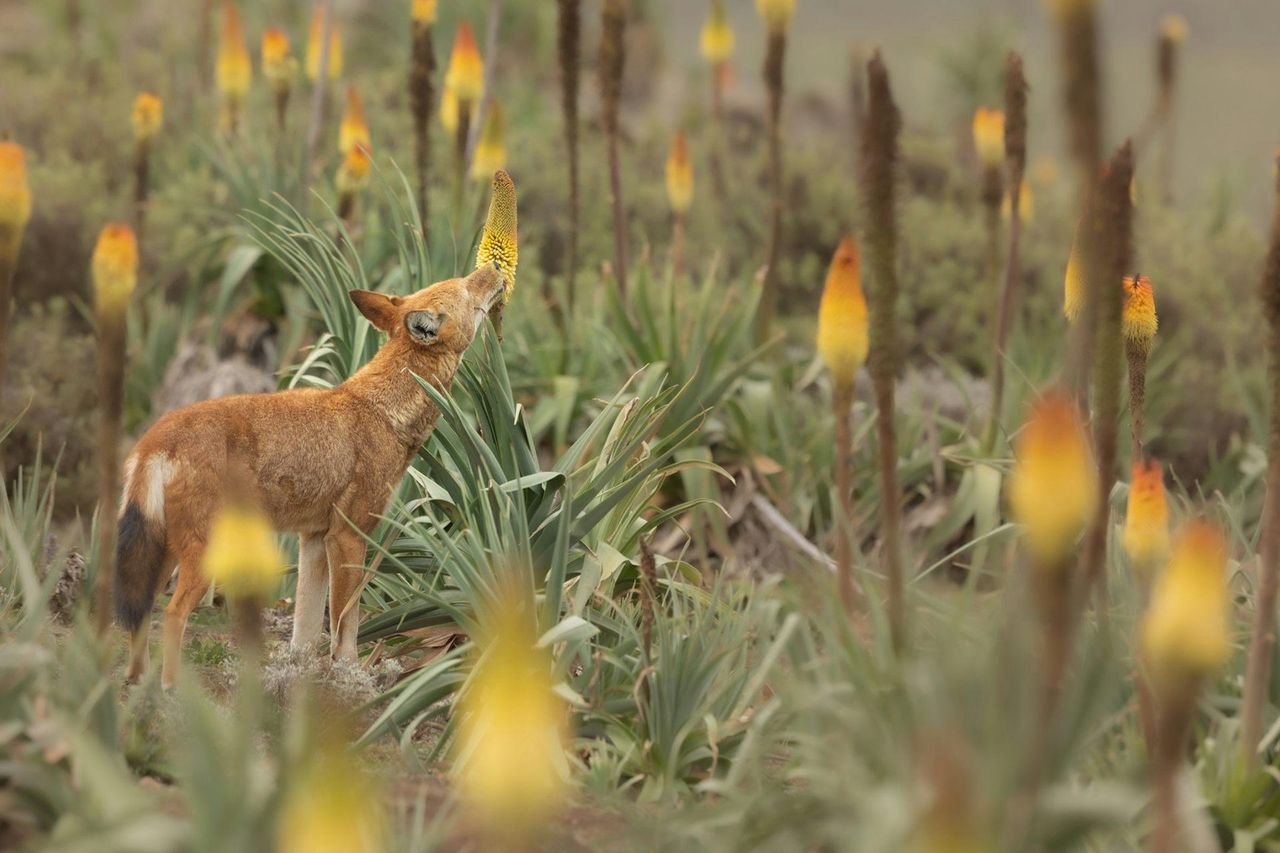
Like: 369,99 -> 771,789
114,454 -> 170,633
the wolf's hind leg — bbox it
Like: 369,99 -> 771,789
161,539 -> 210,690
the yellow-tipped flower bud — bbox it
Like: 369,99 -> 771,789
475,169 -> 518,299
445,21 -> 484,105
1000,180 -> 1034,223
1063,222 -> 1083,322
261,27 -> 295,91
338,83 -> 370,157
305,6 -> 344,82
215,2 -> 252,98
203,505 -> 285,599
1123,459 -> 1170,576
665,131 -> 694,214
91,223 -> 138,318
131,92 -> 164,144
816,236 -> 868,389
755,0 -> 796,33
470,101 -> 507,181
336,144 -> 372,195
972,107 -> 1006,169
700,0 -> 734,64
1122,274 -> 1158,355
455,597 -> 567,842
1142,520 -> 1231,691
439,82 -> 459,133
278,727 -> 384,853
1008,391 -> 1099,566
412,0 -> 438,25
0,142 -> 33,250
1161,13 -> 1189,46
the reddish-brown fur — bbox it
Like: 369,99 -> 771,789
116,265 -> 506,687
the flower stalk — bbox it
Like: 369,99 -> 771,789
665,131 -> 693,278
215,2 -> 252,136
262,27 -> 295,133
556,0 -> 581,316
410,0 -> 437,231
445,21 -> 484,217
0,141 -> 33,393
130,93 -> 162,244
754,3 -> 791,343
860,52 -> 906,651
599,0 -> 628,300
1155,15 -> 1187,203
700,0 -> 734,213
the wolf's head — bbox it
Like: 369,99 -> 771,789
348,262 -> 506,356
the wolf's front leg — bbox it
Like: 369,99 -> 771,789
291,532 -> 329,650
325,529 -> 367,661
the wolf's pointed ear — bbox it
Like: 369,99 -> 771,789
405,310 -> 444,344
349,290 -> 403,333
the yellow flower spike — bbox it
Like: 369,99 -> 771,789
1000,180 -> 1034,223
1142,520 -> 1231,691
1007,391 -> 1099,566
1062,221 -> 1084,322
439,82 -> 459,133
91,223 -> 139,319
1124,459 -> 1170,577
338,84 -> 370,157
131,93 -> 163,144
305,6 -> 343,82
1161,13 -> 1189,46
476,169 -> 518,299
972,107 -> 1006,169
1122,274 -> 1158,355
815,235 -> 868,390
411,0 -> 437,25
0,142 -> 33,248
336,144 -> 372,195
215,2 -> 252,99
203,505 -> 285,600
470,101 -> 507,181
455,596 -> 567,842
445,21 -> 485,105
665,131 -> 694,214
700,0 -> 734,65
278,730 -> 384,853
261,27 -> 295,90
755,0 -> 796,33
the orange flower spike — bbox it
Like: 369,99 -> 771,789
699,0 -> 734,65
665,131 -> 693,214
91,223 -> 139,318
1124,459 -> 1171,576
336,144 -> 373,195
972,107 -> 1006,168
215,2 -> 252,98
305,6 -> 344,82
0,142 -> 33,246
131,93 -> 164,143
338,84 -> 371,156
439,83 -> 459,133
1122,274 -> 1158,356
1007,391 -> 1099,566
445,21 -> 484,104
815,236 -> 869,390
261,27 -> 294,89
470,102 -> 507,181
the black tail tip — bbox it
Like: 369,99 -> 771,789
114,502 -> 165,633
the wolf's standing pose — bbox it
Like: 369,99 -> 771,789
115,264 -> 506,688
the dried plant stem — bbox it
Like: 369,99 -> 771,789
861,53 -> 906,652
1150,685 -> 1195,853
0,241 -> 17,391
274,89 -> 290,133
133,140 -> 151,245
453,102 -> 472,219
1241,157 -> 1280,765
833,381 -> 860,615
556,0 -> 581,316
756,30 -> 786,344
600,0 -> 628,301
93,315 -> 127,636
410,21 -> 436,232
709,62 -> 729,214
1156,34 -> 1177,204
1126,343 -> 1148,461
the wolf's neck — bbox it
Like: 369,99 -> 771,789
340,342 -> 461,450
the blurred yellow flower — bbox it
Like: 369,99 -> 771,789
412,0 -> 438,25
700,0 -> 734,64
471,101 -> 507,181
278,735 -> 383,853
338,83 -> 370,156
476,169 -> 518,299
1142,520 -> 1231,691
972,107 -> 1005,168
1123,459 -> 1170,576
439,82 -> 459,133
1122,274 -> 1157,354
815,235 -> 868,390
665,131 -> 693,214
1007,391 -> 1098,566
455,600 -> 567,842
1032,154 -> 1060,188
91,223 -> 138,317
336,144 -> 372,195
1063,222 -> 1083,322
215,2 -> 252,98
262,27 -> 295,90
756,0 -> 796,33
445,21 -> 484,105
1161,13 -> 1189,45
305,6 -> 344,82
0,141 -> 33,246
1000,180 -> 1034,223
203,505 -> 284,599
131,92 -> 164,143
